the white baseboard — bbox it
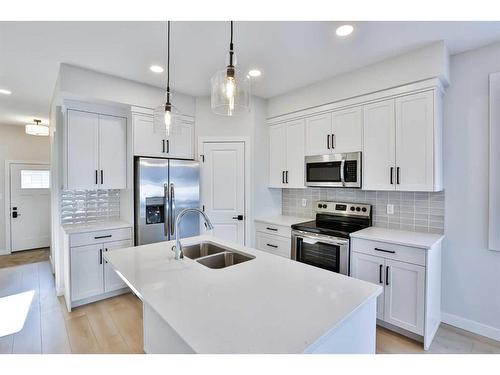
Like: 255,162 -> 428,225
442,312 -> 500,342
0,249 -> 10,256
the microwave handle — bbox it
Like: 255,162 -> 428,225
340,159 -> 346,185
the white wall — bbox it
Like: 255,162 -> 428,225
0,124 -> 50,253
442,41 -> 500,340
58,64 -> 195,116
267,41 -> 449,118
195,96 -> 282,246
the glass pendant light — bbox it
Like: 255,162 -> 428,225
25,119 -> 49,136
153,21 -> 179,136
211,21 -> 251,116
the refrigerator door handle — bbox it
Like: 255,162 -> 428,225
163,183 -> 169,237
170,183 -> 175,236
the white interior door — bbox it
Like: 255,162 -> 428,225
10,163 -> 51,252
201,142 -> 245,245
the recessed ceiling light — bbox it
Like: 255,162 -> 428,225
336,24 -> 354,37
150,65 -> 164,73
0,88 -> 12,95
248,69 -> 261,78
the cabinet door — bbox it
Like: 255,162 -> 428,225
168,121 -> 194,159
285,119 -> 305,188
104,239 -> 132,292
99,114 -> 127,189
363,99 -> 396,190
67,110 -> 99,190
351,252 -> 385,320
305,113 -> 332,156
331,106 -> 362,153
70,244 -> 104,301
269,124 -> 286,188
133,114 -> 165,157
255,232 -> 291,258
395,91 -> 435,191
384,259 -> 425,335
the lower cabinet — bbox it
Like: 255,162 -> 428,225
254,220 -> 293,258
350,237 -> 441,350
69,228 -> 132,307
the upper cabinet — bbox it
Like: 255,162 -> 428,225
305,107 -> 362,156
269,119 -> 305,188
66,109 -> 127,190
132,113 -> 194,160
363,90 -> 442,192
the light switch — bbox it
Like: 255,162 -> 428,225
387,204 -> 394,215
301,198 -> 307,207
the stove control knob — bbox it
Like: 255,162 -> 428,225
318,204 -> 322,208
322,204 -> 327,209
350,206 -> 355,211
356,207 -> 361,212
361,207 -> 367,212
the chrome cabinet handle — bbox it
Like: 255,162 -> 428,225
163,183 -> 169,237
170,183 -> 175,236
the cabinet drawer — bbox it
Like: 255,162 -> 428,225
256,233 -> 291,258
351,238 -> 426,266
70,227 -> 132,247
255,221 -> 291,238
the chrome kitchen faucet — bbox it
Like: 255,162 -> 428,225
172,208 -> 214,260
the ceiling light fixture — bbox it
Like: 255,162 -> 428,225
211,21 -> 251,116
0,88 -> 12,95
150,65 -> 164,73
153,21 -> 179,137
248,69 -> 261,78
336,24 -> 354,37
25,119 -> 49,137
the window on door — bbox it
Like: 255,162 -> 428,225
20,170 -> 50,189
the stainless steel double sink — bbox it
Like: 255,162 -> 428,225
182,241 -> 255,269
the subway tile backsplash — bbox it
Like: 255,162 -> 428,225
61,189 -> 120,225
282,188 -> 444,234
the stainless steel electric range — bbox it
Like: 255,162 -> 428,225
291,201 -> 372,275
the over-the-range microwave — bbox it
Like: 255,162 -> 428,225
305,152 -> 361,188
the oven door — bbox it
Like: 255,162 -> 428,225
291,230 -> 350,275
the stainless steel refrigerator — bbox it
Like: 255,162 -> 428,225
134,157 -> 200,246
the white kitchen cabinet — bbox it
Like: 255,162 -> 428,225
268,119 -> 305,188
67,110 -> 99,190
351,231 -> 442,350
68,226 -> 132,308
363,90 -> 442,192
384,259 -> 425,335
132,113 -> 194,159
66,109 -> 127,190
350,252 -> 385,320
362,99 -> 396,191
255,232 -> 291,258
304,107 -> 362,156
70,243 -> 104,301
104,239 -> 133,292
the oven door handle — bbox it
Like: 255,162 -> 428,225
293,231 -> 348,246
340,159 -> 346,186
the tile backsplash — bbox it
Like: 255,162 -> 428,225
61,190 -> 121,226
282,188 -> 444,234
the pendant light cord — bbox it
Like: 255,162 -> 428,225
229,21 -> 234,67
166,20 -> 171,104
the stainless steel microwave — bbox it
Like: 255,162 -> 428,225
305,152 -> 361,188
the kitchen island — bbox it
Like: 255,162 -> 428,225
104,235 -> 382,354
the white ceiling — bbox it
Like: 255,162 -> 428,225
1,21 -> 500,126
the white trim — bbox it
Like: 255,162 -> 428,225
267,78 -> 444,124
442,312 -> 500,342
489,72 -> 500,251
4,160 -> 50,254
197,136 -> 252,246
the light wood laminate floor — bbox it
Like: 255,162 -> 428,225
0,248 -> 50,269
0,261 -> 499,354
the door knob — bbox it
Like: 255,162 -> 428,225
232,215 -> 244,221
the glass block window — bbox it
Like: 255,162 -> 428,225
21,170 -> 50,189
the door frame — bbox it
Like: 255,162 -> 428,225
3,160 -> 50,255
197,137 -> 251,246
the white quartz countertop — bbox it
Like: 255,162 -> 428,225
254,215 -> 310,227
350,227 -> 444,249
104,235 -> 382,354
62,220 -> 132,234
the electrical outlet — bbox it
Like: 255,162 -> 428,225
387,204 -> 394,215
301,198 -> 307,207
